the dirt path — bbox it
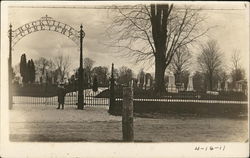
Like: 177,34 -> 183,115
9,105 -> 248,142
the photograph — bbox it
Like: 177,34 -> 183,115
1,1 -> 249,157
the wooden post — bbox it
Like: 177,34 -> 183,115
108,63 -> 115,114
122,87 -> 134,142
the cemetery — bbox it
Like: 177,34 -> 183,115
5,2 -> 248,145
96,70 -> 247,118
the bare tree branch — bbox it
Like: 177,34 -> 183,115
106,4 -> 210,92
197,40 -> 223,90
53,55 -> 71,81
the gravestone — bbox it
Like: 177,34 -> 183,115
143,75 -> 146,90
181,83 -> 185,91
187,75 -> 194,91
224,81 -> 228,91
42,74 -> 47,84
217,81 -> 222,91
152,80 -> 156,90
146,78 -> 151,90
167,72 -> 178,93
238,83 -> 243,92
19,76 -> 23,84
137,74 -> 140,87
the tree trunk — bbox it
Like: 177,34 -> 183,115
154,56 -> 166,94
209,72 -> 213,91
175,71 -> 181,84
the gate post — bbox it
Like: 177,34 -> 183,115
122,86 -> 134,142
9,24 -> 13,110
78,24 -> 84,109
108,63 -> 115,114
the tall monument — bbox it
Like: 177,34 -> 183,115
224,81 -> 228,91
167,72 -> 178,93
187,75 -> 194,91
217,81 -> 222,91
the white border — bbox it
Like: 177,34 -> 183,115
1,1 -> 249,158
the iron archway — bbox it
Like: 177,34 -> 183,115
11,15 -> 84,47
9,15 -> 85,109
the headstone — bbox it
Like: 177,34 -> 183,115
217,81 -> 222,91
143,75 -> 146,90
224,81 -> 228,91
187,75 -> 194,91
167,72 -> 178,93
238,83 -> 243,92
181,83 -> 185,91
19,76 -> 23,84
137,74 -> 140,87
35,75 -> 40,83
146,78 -> 151,90
152,80 -> 156,90
129,80 -> 134,88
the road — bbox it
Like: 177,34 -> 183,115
9,104 -> 248,142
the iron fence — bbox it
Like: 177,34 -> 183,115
13,87 -> 247,106
13,89 -> 109,107
12,63 -> 248,108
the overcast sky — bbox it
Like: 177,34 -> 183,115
8,2 -> 249,76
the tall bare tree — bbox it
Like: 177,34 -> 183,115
34,57 -> 55,76
54,55 -> 71,82
117,66 -> 133,86
92,66 -> 109,86
107,4 -> 209,93
231,49 -> 241,72
84,57 -> 95,84
170,46 -> 191,83
197,40 -> 222,91
84,57 -> 95,71
230,50 -> 245,87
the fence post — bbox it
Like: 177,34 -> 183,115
109,63 -> 115,114
122,86 -> 134,142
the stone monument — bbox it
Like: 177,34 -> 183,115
181,83 -> 185,91
217,81 -> 222,91
137,74 -> 140,88
187,75 -> 194,91
146,78 -> 151,90
167,72 -> 178,93
224,81 -> 228,91
238,82 -> 243,92
143,75 -> 146,90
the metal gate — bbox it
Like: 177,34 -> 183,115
13,88 -> 109,107
12,63 -> 117,109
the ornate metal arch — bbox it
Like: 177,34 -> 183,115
12,15 -> 84,47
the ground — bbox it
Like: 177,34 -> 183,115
9,104 -> 248,142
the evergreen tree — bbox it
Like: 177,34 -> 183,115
30,59 -> 36,83
92,75 -> 98,92
27,60 -> 32,83
20,54 -> 28,84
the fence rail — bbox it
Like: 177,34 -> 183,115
12,85 -> 248,107
13,90 -> 109,107
115,98 -> 247,104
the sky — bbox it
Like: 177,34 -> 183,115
7,2 -> 249,77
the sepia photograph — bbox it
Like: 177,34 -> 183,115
0,1 -> 249,157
